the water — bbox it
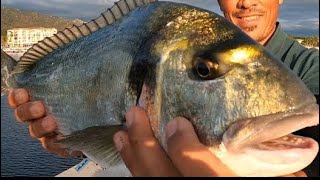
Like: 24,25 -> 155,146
1,96 -> 82,177
284,29 -> 319,37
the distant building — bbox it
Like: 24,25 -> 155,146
4,27 -> 57,53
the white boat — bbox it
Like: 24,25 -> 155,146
56,159 -> 131,177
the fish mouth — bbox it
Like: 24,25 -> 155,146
222,103 -> 319,164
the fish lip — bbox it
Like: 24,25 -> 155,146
221,103 -> 319,171
223,103 -> 319,150
239,136 -> 318,175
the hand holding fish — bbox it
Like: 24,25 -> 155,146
113,106 -> 237,176
7,88 -> 237,176
7,88 -> 308,177
115,106 -> 308,177
7,88 -> 83,158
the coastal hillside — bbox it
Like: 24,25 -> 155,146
1,6 -> 84,43
1,6 -> 318,47
288,34 -> 319,47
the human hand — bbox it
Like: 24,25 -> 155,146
113,106 -> 308,177
112,106 -> 237,177
281,170 -> 307,177
7,88 -> 83,158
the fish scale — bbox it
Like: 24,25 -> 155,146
14,3 -> 162,135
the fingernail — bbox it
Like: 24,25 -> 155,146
30,102 -> 45,117
165,119 -> 178,139
13,89 -> 29,104
113,133 -> 124,151
125,108 -> 135,128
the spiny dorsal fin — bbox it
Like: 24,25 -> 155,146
12,0 -> 158,74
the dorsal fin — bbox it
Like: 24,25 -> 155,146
12,0 -> 158,74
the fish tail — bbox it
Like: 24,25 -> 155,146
1,50 -> 17,96
56,125 -> 124,168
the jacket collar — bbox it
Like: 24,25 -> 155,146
264,22 -> 287,56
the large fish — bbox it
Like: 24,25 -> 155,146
1,0 -> 319,177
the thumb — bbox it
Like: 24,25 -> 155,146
165,117 -> 236,177
165,117 -> 202,146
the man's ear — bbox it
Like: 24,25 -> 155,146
279,0 -> 284,5
217,0 -> 224,11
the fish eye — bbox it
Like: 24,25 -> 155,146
197,63 -> 210,77
193,58 -> 219,80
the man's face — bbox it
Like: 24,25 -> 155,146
217,0 -> 283,45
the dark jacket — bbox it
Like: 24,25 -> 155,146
265,22 -> 319,95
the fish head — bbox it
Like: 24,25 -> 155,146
139,6 -> 319,177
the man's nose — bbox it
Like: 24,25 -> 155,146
237,0 -> 258,9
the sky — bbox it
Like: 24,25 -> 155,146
1,0 -> 319,36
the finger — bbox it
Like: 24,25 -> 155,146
114,130 -> 180,177
293,171 -> 307,177
166,117 -> 236,177
14,101 -> 45,122
8,88 -> 29,108
55,134 -> 84,158
29,116 -> 57,138
119,106 -> 181,176
39,136 -> 64,154
69,151 -> 85,158
39,135 -> 72,158
281,170 -> 307,177
113,130 -> 141,176
125,106 -> 154,139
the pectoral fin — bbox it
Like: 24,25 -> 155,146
57,125 -> 123,168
